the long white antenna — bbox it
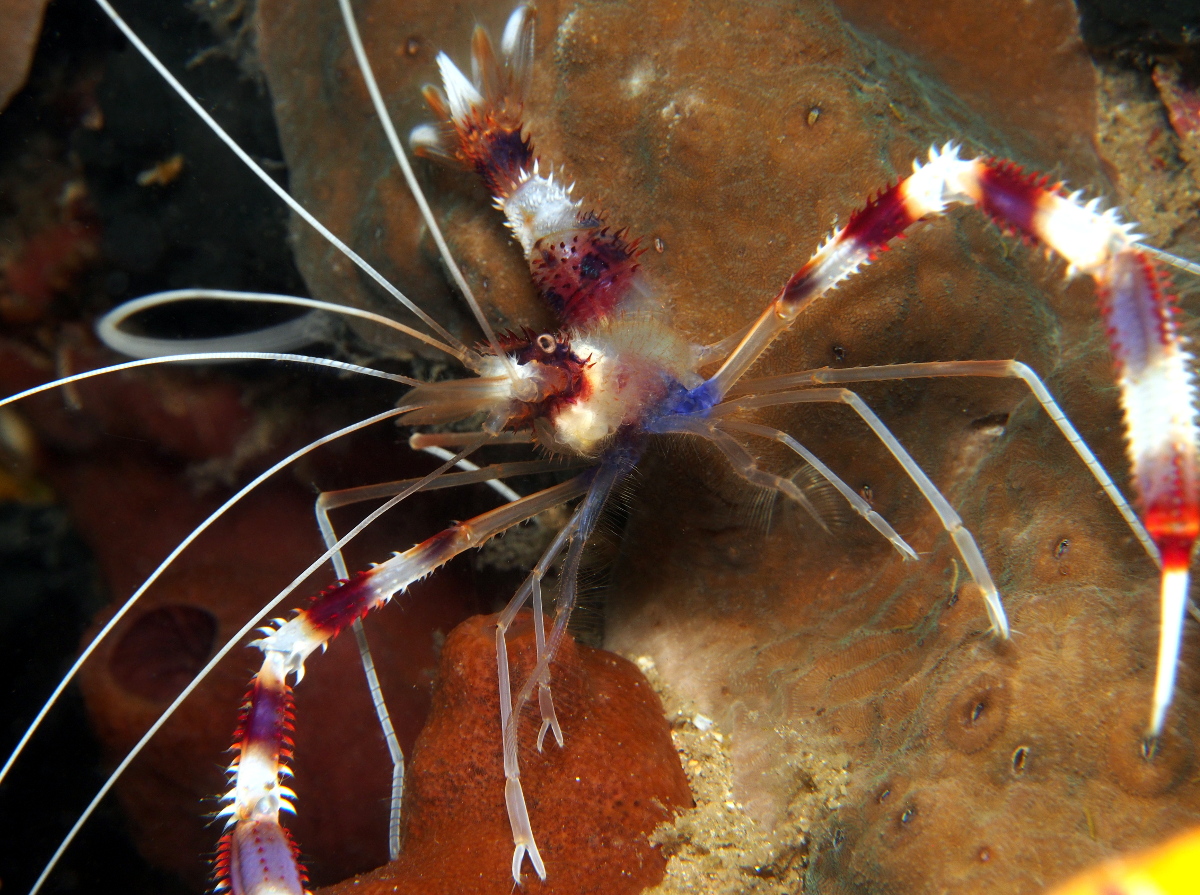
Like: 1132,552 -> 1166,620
0,352 -> 415,413
25,442 -> 477,895
0,368 -> 416,801
334,0 -> 520,381
96,289 -> 465,360
90,0 -> 468,356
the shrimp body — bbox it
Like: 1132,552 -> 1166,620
409,21 -> 719,459
532,316 -> 707,456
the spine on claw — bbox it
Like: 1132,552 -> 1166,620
715,142 -> 1199,735
216,653 -> 306,895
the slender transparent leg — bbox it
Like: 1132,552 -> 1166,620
317,459 -> 578,514
494,514 -> 580,883
409,429 -> 533,450
530,574 -> 564,750
707,386 -> 1009,638
314,456 -> 568,860
417,446 -> 524,502
716,418 -> 917,560
730,359 -> 1158,565
668,417 -> 837,532
493,460 -> 627,883
314,496 -> 406,861
728,361 -> 1200,666
316,455 -> 580,864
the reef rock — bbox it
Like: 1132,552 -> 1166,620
0,0 -> 49,112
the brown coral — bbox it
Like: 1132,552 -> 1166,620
0,0 -> 50,112
5,0 -> 1199,892
252,0 -> 1200,891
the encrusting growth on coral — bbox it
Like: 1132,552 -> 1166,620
320,612 -> 693,895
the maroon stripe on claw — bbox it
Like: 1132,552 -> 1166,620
303,569 -> 377,639
841,181 -> 917,249
976,160 -> 1047,239
474,126 -> 535,197
237,672 -> 294,760
531,224 -> 641,327
227,820 -> 307,895
449,112 -> 534,198
780,260 -> 820,308
300,527 -> 465,643
1097,249 -> 1177,377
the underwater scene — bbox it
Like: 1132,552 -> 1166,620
0,0 -> 1198,893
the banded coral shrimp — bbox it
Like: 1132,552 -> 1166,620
4,0 -> 1200,894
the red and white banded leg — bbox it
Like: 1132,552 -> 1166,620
310,458 -> 570,861
216,653 -> 305,895
213,474 -> 590,894
712,143 -> 1200,736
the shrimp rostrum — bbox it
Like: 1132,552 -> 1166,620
5,2 -> 1200,893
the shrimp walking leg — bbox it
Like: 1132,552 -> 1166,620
704,387 -> 1007,637
714,418 -> 919,559
312,460 -> 566,859
654,415 -> 834,537
314,508 -> 404,863
409,430 -> 534,450
730,359 -> 1156,563
495,538 -> 575,884
218,472 -> 592,894
493,457 -> 632,883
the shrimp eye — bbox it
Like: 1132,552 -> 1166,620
536,333 -> 556,353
